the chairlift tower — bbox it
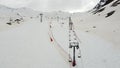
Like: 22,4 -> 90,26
40,13 -> 43,22
69,17 -> 81,67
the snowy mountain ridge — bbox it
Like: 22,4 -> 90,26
71,0 -> 120,48
0,4 -> 71,31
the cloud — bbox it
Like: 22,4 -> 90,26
0,0 -> 100,12
0,0 -> 32,8
26,0 -> 49,11
27,0 -> 100,12
79,1 -> 99,12
47,0 -> 82,9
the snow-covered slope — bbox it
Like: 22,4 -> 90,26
65,1 -> 120,67
72,0 -> 120,48
0,4 -> 72,68
0,20 -> 70,68
0,0 -> 120,68
49,0 -> 120,68
0,4 -> 41,31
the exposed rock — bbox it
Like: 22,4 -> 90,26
105,10 -> 115,18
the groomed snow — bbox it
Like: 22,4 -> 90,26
0,0 -> 120,68
0,21 -> 70,68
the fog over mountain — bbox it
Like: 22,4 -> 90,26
0,0 -> 100,12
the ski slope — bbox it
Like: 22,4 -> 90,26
0,16 -> 120,68
0,20 -> 70,68
0,0 -> 120,68
50,19 -> 120,68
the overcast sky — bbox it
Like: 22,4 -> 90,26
0,0 -> 100,12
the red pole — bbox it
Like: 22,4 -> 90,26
72,60 -> 76,67
50,37 -> 53,42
